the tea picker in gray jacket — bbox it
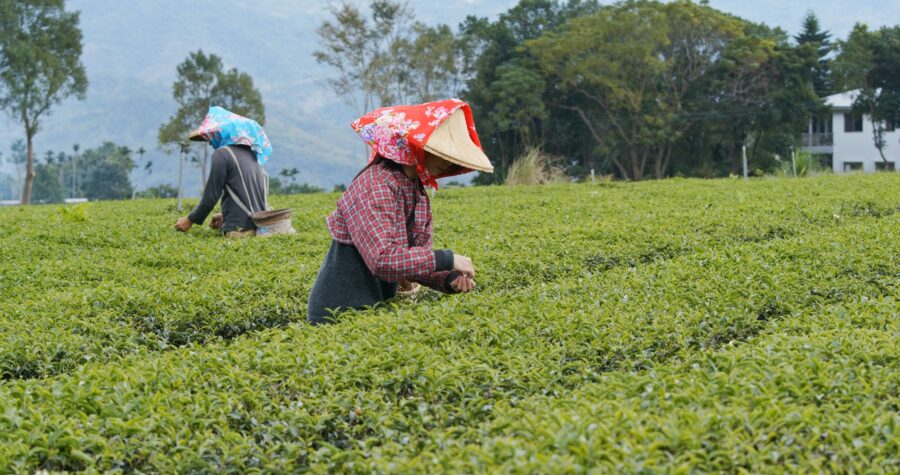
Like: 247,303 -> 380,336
174,106 -> 272,238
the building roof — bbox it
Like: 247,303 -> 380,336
825,90 -> 860,110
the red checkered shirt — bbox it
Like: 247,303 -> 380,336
327,161 -> 455,292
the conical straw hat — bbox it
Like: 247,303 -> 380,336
424,109 -> 494,173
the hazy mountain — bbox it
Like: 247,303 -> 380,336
0,0 -> 896,197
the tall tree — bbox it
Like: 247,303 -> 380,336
403,23 -> 465,101
832,24 -> 875,93
136,146 -> 152,175
528,0 -> 752,179
77,142 -> 135,201
652,1 -> 749,178
0,0 -> 87,204
0,172 -> 13,201
698,22 -> 819,176
460,0 -> 600,181
31,161 -> 64,203
794,11 -> 833,97
868,27 -> 900,138
840,26 -> 900,164
314,0 -> 414,115
158,50 -> 264,190
6,140 -> 27,198
483,62 -> 548,152
315,2 -> 466,109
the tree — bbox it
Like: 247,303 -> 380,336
271,167 -> 323,194
460,0 -> 600,182
403,23 -> 465,101
650,1 -> 751,178
533,2 -> 667,179
315,2 -> 466,111
529,1 -> 712,179
527,1 -> 816,179
832,24 -> 876,93
6,140 -> 27,198
31,162 -> 64,203
279,167 -> 300,183
483,62 -> 547,152
0,173 -> 13,201
839,26 -> 900,165
794,11 -> 833,98
0,0 -> 87,204
158,50 -> 265,190
314,1 -> 415,115
868,27 -> 900,140
55,150 -> 67,188
269,177 -> 324,195
138,184 -> 178,199
136,146 -> 152,175
0,151 -> 11,200
695,21 -> 819,176
78,142 -> 135,200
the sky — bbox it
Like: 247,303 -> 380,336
705,0 -> 898,38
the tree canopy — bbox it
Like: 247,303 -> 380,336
158,50 -> 265,190
0,0 -> 87,203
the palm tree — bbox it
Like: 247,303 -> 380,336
137,147 -> 151,175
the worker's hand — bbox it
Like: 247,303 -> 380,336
451,274 -> 476,293
174,217 -> 193,232
452,254 -> 475,277
209,213 -> 223,229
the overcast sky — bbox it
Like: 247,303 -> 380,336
704,0 -> 898,38
411,0 -> 898,38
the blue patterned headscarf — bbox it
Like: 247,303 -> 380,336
189,106 -> 273,166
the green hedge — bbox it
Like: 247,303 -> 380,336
0,174 -> 896,472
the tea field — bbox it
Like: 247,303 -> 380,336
0,174 -> 897,473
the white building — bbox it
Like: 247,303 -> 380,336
802,90 -> 898,173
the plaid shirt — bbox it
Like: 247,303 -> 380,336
327,161 -> 455,292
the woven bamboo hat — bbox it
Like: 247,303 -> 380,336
424,108 -> 494,173
352,99 -> 494,188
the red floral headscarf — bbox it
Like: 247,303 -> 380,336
351,98 -> 485,189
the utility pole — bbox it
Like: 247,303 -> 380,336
178,142 -> 188,212
790,145 -> 797,178
71,144 -> 79,198
742,145 -> 748,180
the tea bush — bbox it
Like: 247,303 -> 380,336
0,174 -> 896,473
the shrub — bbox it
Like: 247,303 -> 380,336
773,150 -> 832,177
0,174 -> 897,472
505,148 -> 567,185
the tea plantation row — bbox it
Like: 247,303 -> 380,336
1,176 -> 895,380
0,174 -> 896,472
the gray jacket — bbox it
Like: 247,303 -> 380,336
188,145 -> 267,233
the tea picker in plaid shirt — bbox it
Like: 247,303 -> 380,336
307,99 -> 494,324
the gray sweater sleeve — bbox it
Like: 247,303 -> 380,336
188,151 -> 228,225
434,249 -> 454,271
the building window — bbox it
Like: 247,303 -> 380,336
813,116 -> 832,133
843,162 -> 863,172
875,161 -> 895,171
844,113 -> 863,133
885,121 -> 896,132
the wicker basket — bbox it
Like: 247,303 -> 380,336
396,280 -> 421,299
252,208 -> 296,237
